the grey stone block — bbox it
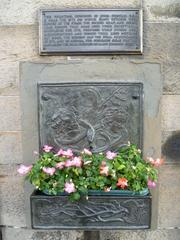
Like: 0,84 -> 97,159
163,61 -> 180,94
0,164 -> 19,177
0,175 -> 26,227
100,229 -> 180,240
158,165 -> 180,228
0,0 -> 141,25
31,230 -> 84,240
0,132 -> 22,164
1,228 -> 83,240
0,60 -> 19,96
0,25 -> 38,96
144,0 -> 180,21
0,26 -> 38,59
144,23 -> 180,61
162,95 -> 180,132
0,97 -> 21,131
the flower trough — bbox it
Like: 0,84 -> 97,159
30,189 -> 151,230
18,143 -> 163,229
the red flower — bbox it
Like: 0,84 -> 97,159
116,178 -> 128,189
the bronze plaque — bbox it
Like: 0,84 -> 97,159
38,83 -> 143,152
39,9 -> 143,55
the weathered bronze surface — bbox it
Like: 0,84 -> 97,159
31,191 -> 151,229
38,83 -> 143,153
39,9 -> 142,54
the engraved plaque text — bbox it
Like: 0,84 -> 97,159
40,9 -> 142,54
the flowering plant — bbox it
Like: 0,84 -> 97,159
18,143 -> 163,201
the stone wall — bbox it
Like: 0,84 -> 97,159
0,0 -> 179,239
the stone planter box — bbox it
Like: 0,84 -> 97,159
31,190 -> 152,230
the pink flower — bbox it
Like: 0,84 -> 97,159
64,160 -> 74,167
42,167 -> 56,176
83,148 -> 92,156
72,157 -> 82,167
106,151 -> 117,160
101,160 -> 106,166
62,149 -> 73,158
148,157 -> 164,167
54,149 -> 64,156
64,182 -> 76,193
100,165 -> 109,176
43,145 -> 53,152
148,179 -> 156,188
17,164 -> 32,175
56,162 -> 65,169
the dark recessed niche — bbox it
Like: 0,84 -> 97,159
162,131 -> 180,162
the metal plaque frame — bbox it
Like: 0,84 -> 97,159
39,9 -> 143,55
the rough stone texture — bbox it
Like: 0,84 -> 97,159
0,132 -> 22,164
1,0 -> 180,25
100,229 -> 180,240
0,164 -> 18,177
144,0 -> 180,22
1,228 -> 84,240
144,22 -> 180,62
0,175 -> 26,227
0,0 -> 141,25
0,26 -> 37,96
2,228 -> 180,240
0,97 -> 21,131
162,95 -> 180,132
0,25 -> 68,96
158,165 -> 180,228
150,3 -> 180,19
163,61 -> 180,94
0,26 -> 38,60
0,60 -> 19,96
0,23 -> 179,96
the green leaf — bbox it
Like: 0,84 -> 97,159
69,192 -> 81,201
118,164 -> 125,170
